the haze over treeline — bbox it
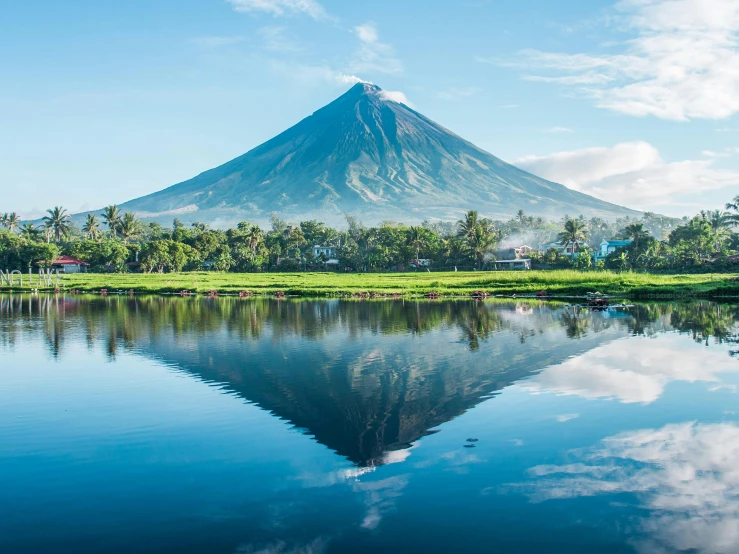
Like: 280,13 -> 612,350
1,197 -> 738,274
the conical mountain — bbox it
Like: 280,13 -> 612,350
118,83 -> 637,225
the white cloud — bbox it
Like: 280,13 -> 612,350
190,36 -> 244,47
520,334 -> 739,404
515,141 -> 739,212
226,0 -> 328,20
379,90 -> 413,107
258,26 -> 302,52
554,413 -> 580,422
436,87 -> 481,101
521,422 -> 739,553
353,475 -> 408,530
542,126 -> 574,134
500,0 -> 739,120
267,60 -> 371,87
350,22 -> 403,75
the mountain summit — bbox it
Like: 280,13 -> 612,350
118,83 -> 636,224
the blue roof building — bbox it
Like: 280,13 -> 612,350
593,239 -> 633,262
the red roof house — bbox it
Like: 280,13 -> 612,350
50,256 -> 90,274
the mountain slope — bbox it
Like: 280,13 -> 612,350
117,83 -> 638,225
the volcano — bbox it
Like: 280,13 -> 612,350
115,83 -> 637,225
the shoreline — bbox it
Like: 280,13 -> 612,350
1,270 -> 738,299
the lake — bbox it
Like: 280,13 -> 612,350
1,295 -> 738,554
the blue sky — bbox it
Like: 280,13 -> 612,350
2,0 -> 739,218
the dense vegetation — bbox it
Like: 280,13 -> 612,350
0,196 -> 738,277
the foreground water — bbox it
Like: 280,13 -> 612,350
1,296 -> 738,553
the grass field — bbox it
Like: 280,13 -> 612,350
2,270 -> 738,298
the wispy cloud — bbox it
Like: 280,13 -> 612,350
258,26 -> 303,52
519,422 -> 739,554
436,87 -> 481,101
190,36 -> 244,47
515,141 -> 739,213
349,22 -> 403,75
380,90 -> 412,106
491,0 -> 739,120
542,126 -> 574,134
226,0 -> 329,20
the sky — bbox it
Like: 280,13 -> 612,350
2,0 -> 739,219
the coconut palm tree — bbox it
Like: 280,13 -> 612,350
557,218 -> 588,254
726,195 -> 739,225
118,212 -> 141,244
457,210 -> 480,242
19,223 -> 41,241
621,222 -> 650,250
101,205 -> 121,238
1,212 -> 20,232
516,209 -> 526,225
244,224 -> 265,255
703,210 -> 733,251
407,226 -> 427,261
5,212 -> 21,233
457,210 -> 497,268
42,206 -> 71,242
83,214 -> 101,240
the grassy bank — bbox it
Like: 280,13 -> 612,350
2,270 -> 738,298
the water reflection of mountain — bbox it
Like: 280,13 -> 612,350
1,296 -> 737,466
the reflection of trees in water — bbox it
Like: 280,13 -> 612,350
3,294 -> 739,466
668,302 -> 739,345
559,309 -> 590,340
1,295 -> 739,358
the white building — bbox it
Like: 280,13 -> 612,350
593,239 -> 633,263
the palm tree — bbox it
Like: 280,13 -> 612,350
621,222 -> 650,250
118,212 -> 141,244
83,214 -> 101,240
557,218 -> 588,254
457,210 -> 497,268
726,195 -> 739,225
244,224 -> 265,255
516,209 -> 526,225
703,210 -> 733,251
457,210 -> 479,242
407,226 -> 427,261
19,223 -> 41,241
2,212 -> 20,232
42,206 -> 71,242
102,205 -> 121,238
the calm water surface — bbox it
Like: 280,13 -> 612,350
1,295 -> 738,553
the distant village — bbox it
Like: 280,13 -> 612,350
1,198 -> 738,275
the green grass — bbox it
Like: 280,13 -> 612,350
3,270 -> 738,298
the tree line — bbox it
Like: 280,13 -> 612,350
1,197 -> 738,273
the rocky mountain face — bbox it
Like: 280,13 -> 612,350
114,83 -> 637,225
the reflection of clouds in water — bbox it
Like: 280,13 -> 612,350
521,335 -> 739,404
293,448 -> 414,532
235,537 -> 328,554
521,422 -> 739,554
354,475 -> 408,530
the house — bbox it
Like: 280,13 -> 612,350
493,259 -> 531,270
537,241 -> 578,258
49,255 -> 89,274
410,258 -> 432,268
593,239 -> 633,263
513,245 -> 534,258
312,245 -> 336,259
